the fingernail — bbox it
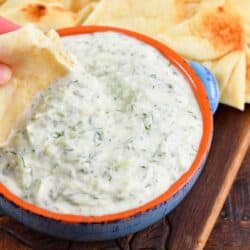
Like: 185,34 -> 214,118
0,64 -> 12,85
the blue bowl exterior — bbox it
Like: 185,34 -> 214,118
189,61 -> 220,114
0,148 -> 209,241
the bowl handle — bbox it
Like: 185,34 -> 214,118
189,61 -> 220,114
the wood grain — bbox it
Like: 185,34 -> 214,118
0,105 -> 249,250
205,146 -> 250,250
116,217 -> 170,250
0,216 -> 70,250
168,105 -> 250,250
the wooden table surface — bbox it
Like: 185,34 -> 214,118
205,147 -> 250,250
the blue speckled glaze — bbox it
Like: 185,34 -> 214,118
189,61 -> 220,114
0,62 -> 219,241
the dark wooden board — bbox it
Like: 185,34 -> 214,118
0,105 -> 249,250
205,147 -> 250,250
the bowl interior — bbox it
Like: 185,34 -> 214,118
0,26 -> 213,223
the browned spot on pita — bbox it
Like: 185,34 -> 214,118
22,4 -> 47,22
218,6 -> 224,12
198,6 -> 244,52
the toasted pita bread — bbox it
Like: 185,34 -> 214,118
84,0 -> 182,36
39,0 -> 72,9
225,0 -> 250,44
203,50 -> 241,94
160,2 -> 248,110
77,1 -> 99,24
0,24 -> 75,146
156,5 -> 245,61
219,51 -> 246,110
0,0 -> 79,31
70,0 -> 99,12
174,0 -> 202,22
175,0 -> 226,22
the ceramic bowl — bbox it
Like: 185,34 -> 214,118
0,26 -> 220,241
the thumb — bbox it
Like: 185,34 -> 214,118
0,17 -> 19,34
0,64 -> 12,85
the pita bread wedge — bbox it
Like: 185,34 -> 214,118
156,5 -> 245,61
174,0 -> 202,22
38,0 -> 72,9
77,1 -> 99,24
203,50 -> 241,94
0,24 -> 75,146
0,0 -> 79,31
175,0 -> 226,22
220,51 -> 246,110
84,0 -> 182,36
70,0 -> 99,12
225,0 -> 250,44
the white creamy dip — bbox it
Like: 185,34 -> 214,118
0,32 -> 202,215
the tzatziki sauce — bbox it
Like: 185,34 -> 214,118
0,32 -> 202,215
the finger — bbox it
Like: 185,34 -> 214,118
0,17 -> 19,85
0,17 -> 20,34
0,64 -> 12,85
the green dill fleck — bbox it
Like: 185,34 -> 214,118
103,171 -> 112,181
69,125 -> 76,131
86,152 -> 96,164
152,143 -> 166,159
187,110 -> 198,119
129,103 -> 135,112
72,79 -> 80,85
79,168 -> 89,174
54,131 -> 65,138
191,145 -> 197,152
168,84 -> 173,89
113,196 -> 124,202
173,70 -> 178,75
7,151 -> 17,155
161,133 -> 169,142
142,113 -> 153,131
20,156 -> 26,168
125,137 -> 134,150
94,130 -> 103,145
57,112 -> 65,117
91,195 -> 99,200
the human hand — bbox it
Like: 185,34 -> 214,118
0,17 -> 19,85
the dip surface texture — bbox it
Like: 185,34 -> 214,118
0,32 -> 202,215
